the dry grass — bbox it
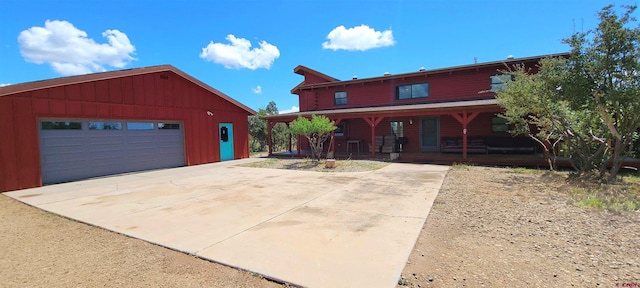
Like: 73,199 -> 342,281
239,158 -> 389,172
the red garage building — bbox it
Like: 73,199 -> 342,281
0,65 -> 255,192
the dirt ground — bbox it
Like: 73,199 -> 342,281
1,163 -> 639,287
399,166 -> 640,288
0,195 -> 283,288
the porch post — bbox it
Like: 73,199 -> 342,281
287,123 -> 292,152
364,116 -> 384,157
267,120 -> 274,155
451,111 -> 479,159
332,117 -> 343,154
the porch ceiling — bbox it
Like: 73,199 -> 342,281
263,98 -> 502,121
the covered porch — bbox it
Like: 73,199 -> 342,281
262,99 -> 553,164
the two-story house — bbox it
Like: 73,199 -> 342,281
264,53 -> 567,164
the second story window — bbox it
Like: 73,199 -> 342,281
490,74 -> 514,92
335,91 -> 347,105
396,83 -> 429,100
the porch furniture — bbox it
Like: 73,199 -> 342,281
370,136 -> 383,153
347,140 -> 362,153
396,137 -> 408,152
370,135 -> 397,153
486,136 -> 536,154
381,135 -> 396,153
440,137 -> 487,153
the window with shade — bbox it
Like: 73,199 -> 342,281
334,91 -> 347,105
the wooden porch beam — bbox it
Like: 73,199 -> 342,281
450,110 -> 481,159
363,116 -> 384,157
331,117 -> 343,154
267,120 -> 275,155
287,122 -> 292,152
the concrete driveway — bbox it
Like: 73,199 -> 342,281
6,158 -> 448,288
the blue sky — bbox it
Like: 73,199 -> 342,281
0,0 -> 631,113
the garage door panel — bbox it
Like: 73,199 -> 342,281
41,136 -> 85,147
42,153 -> 87,164
127,136 -> 158,144
40,119 -> 185,184
88,150 -> 127,161
41,145 -> 85,155
87,134 -> 125,145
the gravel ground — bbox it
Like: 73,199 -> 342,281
1,162 -> 638,287
399,165 -> 640,288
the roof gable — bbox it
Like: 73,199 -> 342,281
294,65 -> 340,82
0,65 -> 256,115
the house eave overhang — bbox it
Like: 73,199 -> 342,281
263,98 -> 501,121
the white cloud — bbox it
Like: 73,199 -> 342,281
18,20 -> 136,76
252,85 -> 262,94
322,25 -> 395,51
280,106 -> 299,114
200,34 -> 280,70
0,83 -> 11,87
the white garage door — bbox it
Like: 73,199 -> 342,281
39,120 -> 185,184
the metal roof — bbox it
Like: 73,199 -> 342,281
291,52 -> 569,92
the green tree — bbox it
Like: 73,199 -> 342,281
249,101 -> 290,153
289,115 -> 336,161
498,59 -> 611,172
248,109 -> 268,152
563,4 -> 640,181
497,5 -> 639,182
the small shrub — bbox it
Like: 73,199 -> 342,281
568,182 -> 640,213
451,163 -> 473,170
577,196 -> 606,209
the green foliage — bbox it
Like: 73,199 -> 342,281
248,101 -> 291,153
249,109 -> 268,152
271,123 -> 289,152
496,5 -> 640,182
569,174 -> 640,212
289,115 -> 336,161
451,162 -> 473,170
576,196 -> 606,209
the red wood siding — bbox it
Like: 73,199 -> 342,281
0,71 -> 250,192
297,66 -> 501,112
302,73 -> 334,85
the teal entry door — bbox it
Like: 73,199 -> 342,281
219,123 -> 234,161
420,117 -> 439,151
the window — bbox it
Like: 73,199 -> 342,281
127,122 -> 154,130
158,123 -> 180,130
41,121 -> 81,130
491,115 -> 509,132
335,122 -> 345,137
334,91 -> 347,105
396,83 -> 429,99
390,121 -> 404,137
89,121 -> 122,130
490,74 -> 513,92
